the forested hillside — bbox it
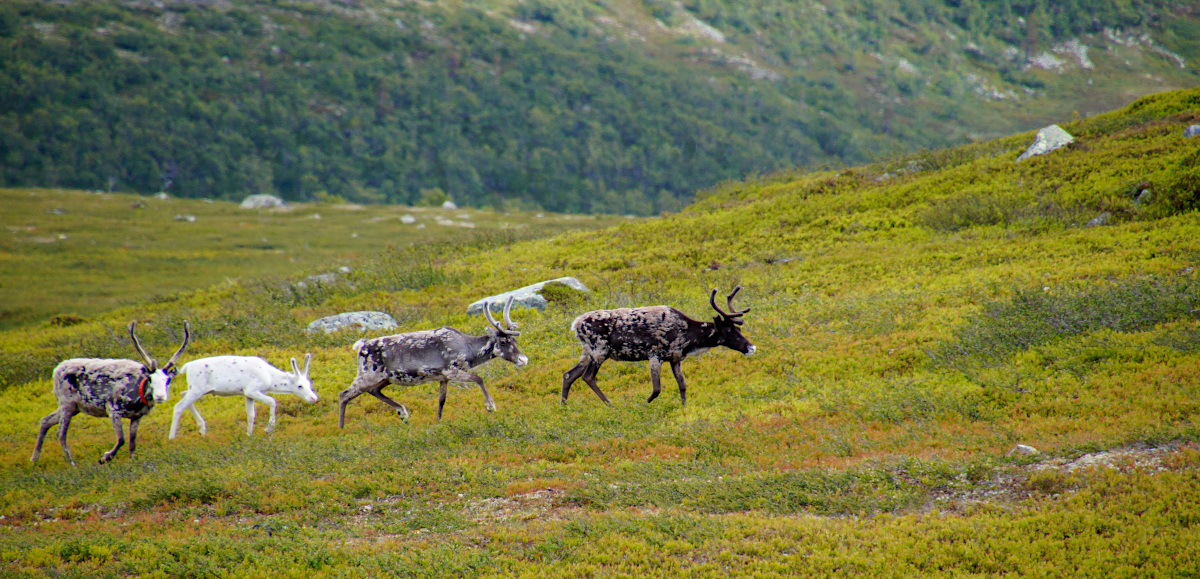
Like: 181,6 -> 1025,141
2,0 -> 1198,214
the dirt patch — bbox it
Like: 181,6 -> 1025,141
467,488 -> 583,524
929,441 -> 1200,513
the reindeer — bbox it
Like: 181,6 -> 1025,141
32,321 -> 190,466
562,287 -> 755,405
338,295 -> 527,427
168,354 -> 318,439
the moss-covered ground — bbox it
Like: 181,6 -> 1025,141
1,88 -> 1199,576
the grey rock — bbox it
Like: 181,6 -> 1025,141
1016,124 -> 1075,162
467,277 -> 590,315
1008,444 -> 1040,456
306,311 -> 398,334
1185,125 -> 1200,138
240,194 -> 287,209
400,214 -> 417,224
1134,189 -> 1153,205
154,192 -> 170,200
307,273 -> 340,285
441,200 -> 458,210
174,214 -> 197,222
1085,212 -> 1111,228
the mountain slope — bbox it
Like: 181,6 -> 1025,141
1,0 -> 1198,214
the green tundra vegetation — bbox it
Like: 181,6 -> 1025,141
2,0 -> 1198,215
0,188 -> 629,330
0,86 -> 1198,575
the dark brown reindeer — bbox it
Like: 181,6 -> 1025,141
32,321 -> 191,466
338,296 -> 527,427
562,286 -> 755,405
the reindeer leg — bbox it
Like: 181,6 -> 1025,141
561,356 -> 590,404
339,375 -> 386,429
129,417 -> 140,459
189,404 -> 207,436
581,360 -> 611,405
647,358 -> 663,403
447,369 -> 495,415
246,391 -> 278,434
32,409 -> 62,464
245,397 -> 257,436
170,390 -> 207,439
438,380 -> 449,421
100,411 -> 125,464
368,386 -> 411,421
670,360 -> 688,406
56,405 -> 79,467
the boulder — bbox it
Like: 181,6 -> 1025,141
1185,125 -> 1200,138
441,200 -> 458,210
467,277 -> 590,315
1084,212 -> 1111,228
1007,444 -> 1040,456
1016,125 -> 1074,162
306,311 -> 398,334
240,194 -> 287,209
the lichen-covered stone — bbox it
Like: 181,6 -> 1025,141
1016,125 -> 1074,162
467,277 -> 590,315
240,194 -> 287,209
306,311 -> 398,334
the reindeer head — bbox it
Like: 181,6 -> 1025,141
129,320 -> 191,404
289,353 -> 319,404
710,286 -> 756,356
483,295 -> 529,367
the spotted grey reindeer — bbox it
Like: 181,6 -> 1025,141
338,295 -> 527,427
32,321 -> 191,466
169,354 -> 318,439
562,287 -> 755,405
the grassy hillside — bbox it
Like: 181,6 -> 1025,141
2,0 -> 1197,214
0,87 -> 1199,575
0,188 -> 628,331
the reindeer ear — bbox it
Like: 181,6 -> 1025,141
291,357 -> 301,375
303,353 -> 312,377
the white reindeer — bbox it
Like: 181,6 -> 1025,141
169,354 -> 318,438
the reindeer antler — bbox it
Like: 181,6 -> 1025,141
163,320 -> 190,370
483,296 -> 521,335
502,295 -> 521,335
129,321 -> 157,371
710,286 -> 750,325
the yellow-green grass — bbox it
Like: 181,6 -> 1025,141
1,88 -> 1200,576
0,189 -> 628,331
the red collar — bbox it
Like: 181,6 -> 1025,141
138,376 -> 150,405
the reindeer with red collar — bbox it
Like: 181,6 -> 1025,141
32,321 -> 190,466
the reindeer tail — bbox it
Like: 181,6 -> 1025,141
352,339 -> 366,353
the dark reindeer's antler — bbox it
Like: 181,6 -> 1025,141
129,321 -> 157,371
164,320 -> 190,370
710,286 -> 751,325
483,295 -> 521,335
501,295 -> 521,335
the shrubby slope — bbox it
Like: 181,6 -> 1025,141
0,88 -> 1198,575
